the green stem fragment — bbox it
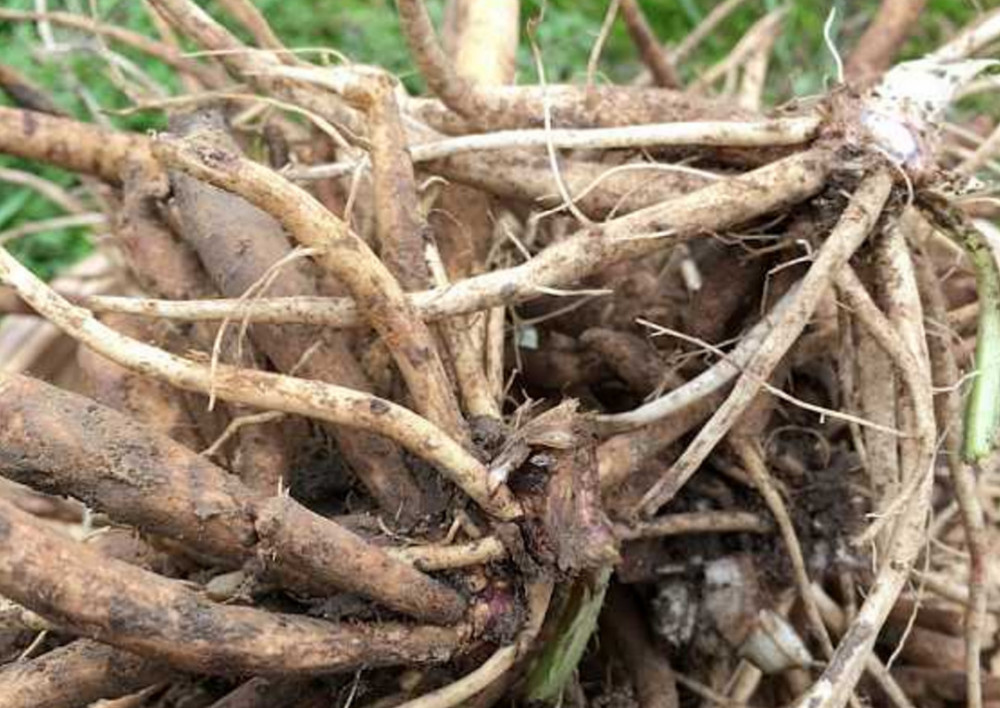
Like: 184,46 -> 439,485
523,567 -> 612,705
921,196 -> 1000,461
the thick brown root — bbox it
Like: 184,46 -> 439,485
0,496 -> 468,675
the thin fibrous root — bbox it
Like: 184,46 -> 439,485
914,250 -> 989,708
597,283 -> 801,434
288,115 -> 822,180
614,510 -> 772,540
638,167 -> 894,516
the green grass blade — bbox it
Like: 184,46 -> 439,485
961,225 -> 1000,461
924,199 -> 1000,461
524,566 -> 612,705
0,190 -> 32,230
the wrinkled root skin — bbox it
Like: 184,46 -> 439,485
0,640 -> 170,708
0,374 -> 259,561
0,374 -> 468,625
0,496 -> 469,676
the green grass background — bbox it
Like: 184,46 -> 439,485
0,0 -> 991,278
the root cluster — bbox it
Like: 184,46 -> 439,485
0,2 -> 999,708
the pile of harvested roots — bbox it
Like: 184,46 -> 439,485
1,1 -> 1000,707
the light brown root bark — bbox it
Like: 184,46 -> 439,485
0,373 -> 258,561
426,152 -> 714,219
615,510 -> 772,540
854,322 -> 899,523
77,313 -> 207,451
254,496 -> 467,623
121,146 -> 830,335
407,84 -> 756,135
360,74 -> 476,435
426,0 -> 518,426
395,1 -> 754,135
367,78 -> 435,292
0,106 -> 153,184
0,103 -> 831,330
116,156 -> 296,493
0,496 -> 468,675
394,0 -> 500,123
0,374 -> 468,623
1,6 -> 987,708
0,639 -> 170,708
443,0 -> 519,87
